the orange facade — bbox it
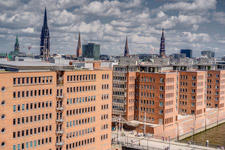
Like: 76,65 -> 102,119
179,71 -> 206,115
135,72 -> 178,125
0,69 -> 112,150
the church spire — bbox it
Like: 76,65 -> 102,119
159,28 -> 165,58
124,36 -> 129,57
44,7 -> 48,27
14,35 -> 19,52
76,32 -> 82,57
40,7 -> 50,61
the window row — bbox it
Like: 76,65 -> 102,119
13,76 -> 53,85
102,94 -> 109,100
66,127 -> 95,139
102,84 -> 109,90
140,100 -> 155,105
101,134 -> 108,140
113,91 -> 124,96
13,137 -> 52,150
101,104 -> 109,110
140,85 -> 155,90
102,74 -> 109,79
139,116 -> 154,122
67,96 -> 96,105
66,106 -> 96,116
13,125 -> 52,139
13,113 -> 52,125
140,92 -> 155,98
13,89 -> 52,99
66,137 -> 95,150
140,107 -> 155,113
140,77 -> 156,83
101,114 -> 108,120
13,101 -> 52,112
67,85 -> 96,93
101,124 -> 108,130
67,74 -> 96,82
66,116 -> 96,128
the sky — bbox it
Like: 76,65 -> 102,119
0,0 -> 225,57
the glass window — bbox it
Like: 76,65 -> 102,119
26,142 -> 28,149
34,140 -> 36,147
13,105 -> 16,112
30,141 -> 33,148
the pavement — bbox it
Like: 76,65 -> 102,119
111,130 -> 218,150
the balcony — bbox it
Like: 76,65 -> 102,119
56,105 -> 64,111
56,118 -> 64,123
56,129 -> 64,134
56,95 -> 64,99
56,140 -> 64,146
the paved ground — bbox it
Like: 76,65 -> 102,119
111,130 -> 218,150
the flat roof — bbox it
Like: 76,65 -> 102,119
0,61 -> 66,67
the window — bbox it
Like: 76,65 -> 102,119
13,105 -> 16,112
159,110 -> 163,115
159,102 -> 163,107
192,76 -> 196,80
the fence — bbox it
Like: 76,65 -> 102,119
112,141 -> 165,150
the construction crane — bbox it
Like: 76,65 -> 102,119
27,45 -> 45,54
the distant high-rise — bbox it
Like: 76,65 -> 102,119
76,32 -> 82,57
201,50 -> 215,58
180,49 -> 192,58
14,35 -> 19,52
40,7 -> 50,61
124,37 -> 129,57
82,43 -> 100,60
159,28 -> 165,58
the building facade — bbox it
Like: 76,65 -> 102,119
201,51 -> 215,58
135,72 -> 178,125
207,70 -> 225,109
179,71 -> 206,115
82,43 -> 100,60
180,49 -> 192,58
0,69 -> 112,150
112,64 -> 139,121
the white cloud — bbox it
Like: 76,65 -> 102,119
21,27 -> 35,33
157,14 -> 208,29
160,0 -> 216,12
182,32 -> 210,42
50,10 -> 82,26
213,12 -> 225,25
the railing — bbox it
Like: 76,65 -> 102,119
56,117 -> 64,123
112,141 -> 164,150
56,95 -> 64,99
56,129 -> 64,134
56,105 -> 65,111
56,140 -> 64,146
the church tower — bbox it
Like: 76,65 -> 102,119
159,28 -> 165,58
14,35 -> 19,52
76,32 -> 82,57
40,7 -> 50,61
124,37 -> 129,57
